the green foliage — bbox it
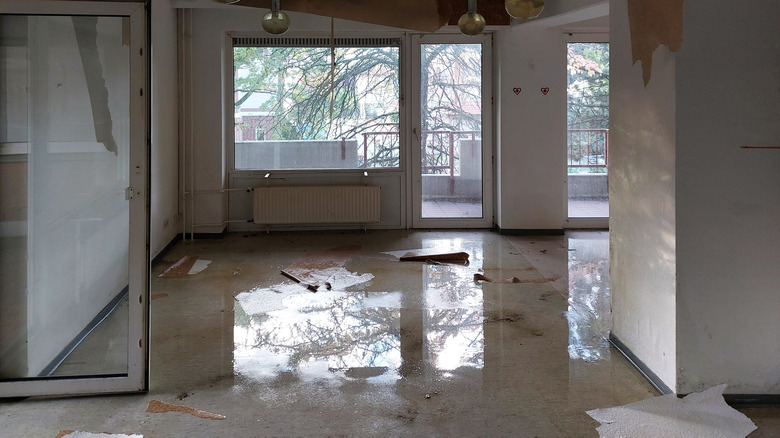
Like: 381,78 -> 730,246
567,43 -> 609,130
234,46 -> 399,142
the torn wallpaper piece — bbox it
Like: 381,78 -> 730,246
587,384 -> 757,438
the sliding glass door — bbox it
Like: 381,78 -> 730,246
0,1 -> 148,397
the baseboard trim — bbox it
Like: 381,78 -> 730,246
40,286 -> 129,377
497,227 -> 565,236
180,230 -> 227,240
721,394 -> 780,406
608,332 -> 673,395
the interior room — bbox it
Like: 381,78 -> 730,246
0,0 -> 778,436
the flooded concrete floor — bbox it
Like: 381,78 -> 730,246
1,230 -> 777,437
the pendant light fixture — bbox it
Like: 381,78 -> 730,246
458,0 -> 486,36
261,0 -> 291,35
505,0 -> 545,21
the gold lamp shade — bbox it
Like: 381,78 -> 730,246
505,0 -> 545,20
261,10 -> 290,34
458,11 -> 486,35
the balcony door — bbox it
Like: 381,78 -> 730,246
411,34 -> 493,228
565,39 -> 609,228
0,1 -> 148,397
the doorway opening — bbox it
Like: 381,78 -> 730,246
566,42 -> 609,224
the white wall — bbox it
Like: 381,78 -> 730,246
150,0 -> 180,257
675,0 -> 780,394
608,0 -> 677,390
495,25 -> 567,231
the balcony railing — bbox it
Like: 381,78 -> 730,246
568,129 -> 608,172
362,130 -> 480,173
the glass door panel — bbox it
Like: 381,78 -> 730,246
412,35 -> 492,228
566,41 -> 609,227
0,1 -> 147,397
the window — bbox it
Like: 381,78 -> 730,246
232,37 -> 401,170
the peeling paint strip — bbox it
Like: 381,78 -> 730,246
146,400 -> 226,420
627,0 -> 683,86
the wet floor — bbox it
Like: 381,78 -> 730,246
1,230 -> 777,437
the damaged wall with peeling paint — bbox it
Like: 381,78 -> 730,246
150,0 -> 180,258
674,0 -> 780,395
608,0 -> 678,391
610,0 -> 780,395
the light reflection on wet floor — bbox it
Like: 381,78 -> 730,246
231,231 -> 611,383
233,237 -> 488,382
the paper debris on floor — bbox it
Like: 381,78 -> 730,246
146,400 -> 225,420
57,432 -> 143,438
159,256 -> 212,277
281,245 -> 361,291
586,384 -> 757,438
188,259 -> 211,275
383,248 -> 469,263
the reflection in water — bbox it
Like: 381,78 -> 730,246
234,248 -> 485,381
234,290 -> 402,381
567,233 -> 611,361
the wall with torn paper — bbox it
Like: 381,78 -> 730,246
608,0 -> 678,391
674,0 -> 780,395
150,0 -> 180,258
610,0 -> 780,396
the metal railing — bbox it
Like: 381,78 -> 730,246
568,129 -> 608,172
362,130 -> 480,174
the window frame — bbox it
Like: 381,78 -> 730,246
226,32 -> 407,176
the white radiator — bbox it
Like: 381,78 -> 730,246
253,186 -> 380,225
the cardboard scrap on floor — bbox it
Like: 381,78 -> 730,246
146,399 -> 225,420
56,432 -> 143,438
383,248 -> 469,263
159,256 -> 212,278
586,384 -> 757,438
473,273 -> 557,284
281,245 -> 361,291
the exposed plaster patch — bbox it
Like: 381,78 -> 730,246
587,384 -> 757,438
627,0 -> 684,86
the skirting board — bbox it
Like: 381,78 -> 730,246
608,332 -> 673,395
497,227 -> 564,236
609,333 -> 780,405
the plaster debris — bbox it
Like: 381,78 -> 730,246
146,399 -> 225,420
56,432 -> 142,438
586,384 -> 757,438
235,283 -> 312,314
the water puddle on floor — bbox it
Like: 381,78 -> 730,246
233,241 -> 486,383
566,232 -> 611,361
